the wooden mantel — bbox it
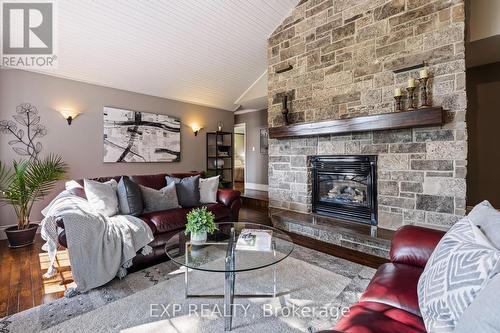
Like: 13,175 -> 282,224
269,107 -> 445,139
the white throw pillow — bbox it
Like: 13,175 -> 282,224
418,215 -> 500,332
467,200 -> 500,249
199,176 -> 220,204
83,179 -> 119,217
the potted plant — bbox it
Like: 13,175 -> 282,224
0,155 -> 67,248
185,206 -> 217,244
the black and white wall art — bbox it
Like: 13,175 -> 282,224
103,107 -> 181,162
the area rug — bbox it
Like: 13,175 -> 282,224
1,245 -> 375,333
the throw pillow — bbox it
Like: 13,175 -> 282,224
83,179 -> 119,217
199,175 -> 220,204
454,273 -> 500,333
467,200 -> 500,249
140,182 -> 180,213
165,175 -> 200,208
418,216 -> 500,332
117,176 -> 143,216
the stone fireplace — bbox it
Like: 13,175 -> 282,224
312,155 -> 377,225
267,0 -> 467,232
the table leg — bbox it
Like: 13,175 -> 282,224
273,240 -> 277,298
185,266 -> 189,297
185,242 -> 189,297
224,270 -> 235,331
224,227 -> 236,331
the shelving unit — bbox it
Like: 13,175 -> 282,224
206,131 -> 233,188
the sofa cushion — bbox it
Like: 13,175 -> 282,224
166,175 -> 201,208
117,176 -> 143,216
418,216 -> 500,332
141,207 -> 190,234
335,301 -> 426,333
140,183 -> 180,213
140,203 -> 231,235
361,263 -> 423,317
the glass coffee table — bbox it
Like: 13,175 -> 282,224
165,222 -> 294,331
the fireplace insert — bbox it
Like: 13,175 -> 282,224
311,155 -> 377,225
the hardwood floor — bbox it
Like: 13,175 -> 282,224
0,236 -> 75,317
0,206 -> 386,317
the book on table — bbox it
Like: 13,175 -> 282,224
236,229 -> 273,252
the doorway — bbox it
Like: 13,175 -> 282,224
234,123 -> 246,192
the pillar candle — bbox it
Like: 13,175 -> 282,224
408,78 -> 416,88
419,68 -> 429,79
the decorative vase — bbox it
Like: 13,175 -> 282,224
213,158 -> 225,168
5,223 -> 38,248
190,231 -> 207,244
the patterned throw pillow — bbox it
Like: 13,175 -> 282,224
418,217 -> 500,332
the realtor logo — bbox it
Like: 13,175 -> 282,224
1,1 -> 57,68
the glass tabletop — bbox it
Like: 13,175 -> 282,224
165,222 -> 294,273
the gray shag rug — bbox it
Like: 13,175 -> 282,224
1,245 -> 375,333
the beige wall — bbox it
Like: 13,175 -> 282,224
0,69 -> 234,228
467,0 -> 500,42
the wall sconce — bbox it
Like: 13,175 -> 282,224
59,108 -> 80,125
191,123 -> 203,136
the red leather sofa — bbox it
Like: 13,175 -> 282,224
57,172 -> 241,269
325,225 -> 446,333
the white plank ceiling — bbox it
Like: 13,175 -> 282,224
33,0 -> 298,111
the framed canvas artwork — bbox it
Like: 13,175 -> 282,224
103,107 -> 181,162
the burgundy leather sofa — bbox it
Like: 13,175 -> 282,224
325,225 -> 446,333
57,172 -> 241,269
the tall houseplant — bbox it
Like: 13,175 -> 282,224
0,155 -> 67,247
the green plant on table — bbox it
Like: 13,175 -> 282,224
0,155 -> 67,230
185,206 -> 217,235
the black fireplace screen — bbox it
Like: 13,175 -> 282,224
312,155 -> 377,225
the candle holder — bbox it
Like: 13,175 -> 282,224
394,95 -> 403,111
406,86 -> 416,110
418,77 -> 429,108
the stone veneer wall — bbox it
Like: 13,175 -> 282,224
267,0 -> 466,230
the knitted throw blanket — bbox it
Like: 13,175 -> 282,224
40,191 -> 154,296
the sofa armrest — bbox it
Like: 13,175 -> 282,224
390,225 -> 445,268
217,189 -> 241,207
